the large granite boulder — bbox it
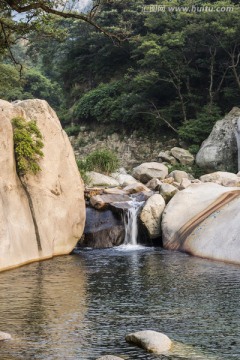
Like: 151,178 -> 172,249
0,99 -> 85,272
140,194 -> 165,239
162,183 -> 240,264
196,107 -> 240,172
79,207 -> 125,248
126,330 -> 172,354
132,162 -> 168,183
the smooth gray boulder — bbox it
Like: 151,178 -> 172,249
132,162 -> 168,183
196,107 -> 240,172
126,330 -> 172,354
162,183 -> 240,264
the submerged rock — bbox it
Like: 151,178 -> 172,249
162,183 -> 240,264
0,99 -> 85,272
0,331 -> 12,341
126,330 -> 172,354
132,162 -> 168,183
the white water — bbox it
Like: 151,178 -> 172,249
123,199 -> 144,246
234,117 -> 240,171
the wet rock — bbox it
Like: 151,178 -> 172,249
132,191 -> 154,202
132,162 -> 168,183
126,330 -> 172,354
160,183 -> 178,202
123,182 -> 150,194
140,194 -> 165,239
0,332 -> 12,341
103,188 -> 127,195
90,194 -> 131,210
87,172 -> 120,187
79,207 -> 125,248
170,147 -> 194,165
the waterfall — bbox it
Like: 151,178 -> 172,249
234,117 -> 240,172
123,199 -> 144,245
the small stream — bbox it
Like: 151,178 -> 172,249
0,247 -> 239,360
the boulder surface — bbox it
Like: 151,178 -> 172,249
162,183 -> 240,264
132,162 -> 168,183
0,99 -> 85,272
126,330 -> 172,354
196,107 -> 240,172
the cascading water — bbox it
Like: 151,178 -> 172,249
234,117 -> 240,171
123,199 -> 144,245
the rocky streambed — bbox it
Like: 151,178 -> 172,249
80,153 -> 240,265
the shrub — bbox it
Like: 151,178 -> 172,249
85,149 -> 119,175
178,104 -> 221,145
12,116 -> 44,176
64,125 -> 81,136
76,159 -> 90,185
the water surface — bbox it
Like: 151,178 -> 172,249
0,246 -> 239,359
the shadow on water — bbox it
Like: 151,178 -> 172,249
0,247 -> 239,359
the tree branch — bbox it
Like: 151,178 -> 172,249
3,0 -> 125,43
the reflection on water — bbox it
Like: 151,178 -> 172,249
0,247 -> 239,359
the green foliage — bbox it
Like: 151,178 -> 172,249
77,149 -> 119,179
12,116 -> 44,176
76,159 -> 90,185
168,163 -> 205,179
85,149 -> 119,175
65,125 -> 81,136
0,64 -> 62,108
178,105 -> 222,145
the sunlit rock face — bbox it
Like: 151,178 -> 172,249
196,107 -> 240,172
162,183 -> 240,265
0,99 -> 85,272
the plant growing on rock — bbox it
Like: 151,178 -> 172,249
12,116 -> 44,176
